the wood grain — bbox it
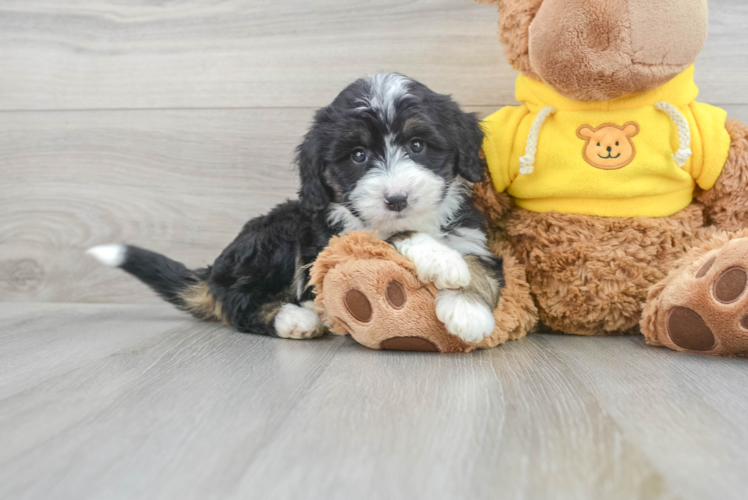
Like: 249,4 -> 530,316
0,0 -> 517,111
2,105 -> 748,304
0,0 -> 745,111
0,108 -> 311,303
1,3 -> 747,499
3,302 -> 748,500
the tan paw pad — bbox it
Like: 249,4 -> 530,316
660,238 -> 748,356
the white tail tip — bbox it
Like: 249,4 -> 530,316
86,244 -> 127,267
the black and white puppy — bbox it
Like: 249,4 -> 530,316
88,73 -> 504,344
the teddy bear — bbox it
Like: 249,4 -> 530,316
309,0 -> 748,356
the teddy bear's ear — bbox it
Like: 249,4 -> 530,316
576,125 -> 595,140
623,122 -> 640,138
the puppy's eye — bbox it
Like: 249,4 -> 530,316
409,139 -> 425,154
615,141 -> 619,146
597,142 -> 601,147
351,148 -> 368,163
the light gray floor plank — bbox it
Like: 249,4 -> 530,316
0,0 -> 744,111
0,305 -> 346,500
230,339 -> 669,500
546,335 -> 748,500
2,304 -> 748,500
0,107 -> 310,304
2,105 -> 747,305
0,0 -> 517,110
0,302 -> 189,400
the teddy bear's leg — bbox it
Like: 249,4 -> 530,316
320,256 -> 474,353
503,205 -> 705,336
475,236 -> 539,349
641,230 -> 748,357
310,231 -> 537,352
696,119 -> 748,232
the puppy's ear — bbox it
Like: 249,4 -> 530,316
448,107 -> 486,183
296,110 -> 332,211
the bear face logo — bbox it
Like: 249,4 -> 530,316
576,122 -> 640,170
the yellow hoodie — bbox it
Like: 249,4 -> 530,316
481,66 -> 731,217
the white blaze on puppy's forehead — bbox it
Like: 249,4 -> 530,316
360,73 -> 412,123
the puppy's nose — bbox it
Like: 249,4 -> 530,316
607,146 -> 612,152
385,194 -> 408,212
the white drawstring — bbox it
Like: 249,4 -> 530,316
655,102 -> 692,168
519,103 -> 690,173
519,106 -> 556,175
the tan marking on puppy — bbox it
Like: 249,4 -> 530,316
179,282 -> 230,325
258,301 -> 284,325
385,231 -> 416,245
462,255 -> 502,309
324,169 -> 345,202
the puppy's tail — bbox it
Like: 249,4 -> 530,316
86,244 -> 226,323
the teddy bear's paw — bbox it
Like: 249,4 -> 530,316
395,233 -> 470,290
652,238 -> 748,357
435,290 -> 495,343
274,303 -> 326,340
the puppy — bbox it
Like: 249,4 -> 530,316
88,73 -> 504,344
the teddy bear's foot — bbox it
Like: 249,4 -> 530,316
326,258 -> 476,353
309,231 -> 539,353
642,237 -> 748,357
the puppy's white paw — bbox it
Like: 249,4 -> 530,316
395,233 -> 470,289
274,304 -> 325,339
435,290 -> 495,343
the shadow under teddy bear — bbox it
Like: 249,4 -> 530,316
311,0 -> 748,357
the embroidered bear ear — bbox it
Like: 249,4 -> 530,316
576,125 -> 595,140
622,122 -> 640,138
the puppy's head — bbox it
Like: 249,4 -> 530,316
297,73 -> 484,234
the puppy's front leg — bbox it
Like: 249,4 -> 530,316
272,301 -> 327,339
435,256 -> 503,343
389,232 -> 500,343
389,232 -> 471,290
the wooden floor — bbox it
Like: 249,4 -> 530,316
1,302 -> 748,500
2,0 -> 748,498
1,0 -> 747,305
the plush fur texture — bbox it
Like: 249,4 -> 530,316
467,0 -> 748,357
641,232 -> 748,357
505,204 -> 706,336
528,0 -> 707,101
696,119 -> 748,231
479,0 -> 707,102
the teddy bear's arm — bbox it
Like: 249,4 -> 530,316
695,119 -> 748,232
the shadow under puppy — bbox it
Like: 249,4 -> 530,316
88,73 -> 504,343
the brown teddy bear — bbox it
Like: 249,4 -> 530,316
310,0 -> 748,356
